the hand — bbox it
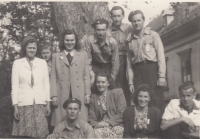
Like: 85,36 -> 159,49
157,78 -> 167,87
97,121 -> 110,128
45,102 -> 51,116
90,70 -> 95,84
126,33 -> 132,42
84,94 -> 91,104
47,133 -> 59,139
14,105 -> 20,120
52,97 -> 58,107
129,84 -> 135,94
182,117 -> 195,130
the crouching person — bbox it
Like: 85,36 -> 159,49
47,98 -> 95,139
160,83 -> 200,139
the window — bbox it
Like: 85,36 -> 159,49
177,48 -> 192,83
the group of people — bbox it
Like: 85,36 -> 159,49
10,5 -> 200,139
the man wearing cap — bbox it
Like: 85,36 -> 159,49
83,18 -> 119,89
47,98 -> 95,139
109,6 -> 133,106
126,10 -> 166,112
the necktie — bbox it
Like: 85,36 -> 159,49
67,53 -> 72,64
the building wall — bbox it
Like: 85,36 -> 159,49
164,32 -> 200,100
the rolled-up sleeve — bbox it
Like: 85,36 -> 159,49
111,39 -> 119,80
162,100 -> 175,120
154,32 -> 166,78
126,43 -> 134,85
11,60 -> 19,105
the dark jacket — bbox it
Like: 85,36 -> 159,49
123,105 -> 161,138
88,88 -> 127,127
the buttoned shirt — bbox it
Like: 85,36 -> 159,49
127,27 -> 166,85
110,23 -> 133,55
162,99 -> 200,126
84,35 -> 119,79
52,119 -> 95,138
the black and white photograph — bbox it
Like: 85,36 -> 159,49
0,0 -> 200,138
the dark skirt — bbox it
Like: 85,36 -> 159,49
12,104 -> 49,138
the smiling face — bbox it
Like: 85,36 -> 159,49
131,13 -> 145,32
64,34 -> 76,52
95,24 -> 107,40
65,103 -> 80,121
137,91 -> 151,108
41,48 -> 52,62
26,42 -> 37,59
111,9 -> 124,27
180,88 -> 195,109
96,75 -> 109,93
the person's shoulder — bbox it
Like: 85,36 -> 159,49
108,36 -> 117,44
149,106 -> 161,113
13,57 -> 24,64
79,119 -> 93,129
110,88 -> 123,95
124,105 -> 135,114
168,99 -> 180,105
54,120 -> 67,130
35,57 -> 46,63
194,99 -> 200,108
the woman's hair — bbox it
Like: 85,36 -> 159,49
40,41 -> 53,53
59,29 -> 81,51
133,84 -> 156,107
21,36 -> 39,57
94,72 -> 113,93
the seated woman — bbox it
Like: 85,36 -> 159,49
123,84 -> 161,138
88,72 -> 127,138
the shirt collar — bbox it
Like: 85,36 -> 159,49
93,35 -> 109,46
132,27 -> 151,39
64,50 -> 74,57
64,119 -> 81,131
179,100 -> 199,113
111,23 -> 126,32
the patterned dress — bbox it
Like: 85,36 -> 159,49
94,93 -> 124,138
134,107 -> 148,139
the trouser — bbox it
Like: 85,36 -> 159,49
133,61 -> 165,113
116,55 -> 131,106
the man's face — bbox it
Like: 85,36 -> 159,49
95,24 -> 107,40
111,9 -> 124,26
65,103 -> 80,120
180,88 -> 195,109
41,49 -> 52,62
131,14 -> 145,32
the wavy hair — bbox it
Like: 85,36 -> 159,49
59,29 -> 81,51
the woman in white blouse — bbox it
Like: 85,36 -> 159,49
11,36 -> 51,138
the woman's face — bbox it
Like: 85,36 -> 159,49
41,48 -> 52,62
137,91 -> 151,108
64,34 -> 76,52
96,76 -> 109,93
26,42 -> 37,59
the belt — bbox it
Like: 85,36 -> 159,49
134,60 -> 156,66
92,62 -> 111,68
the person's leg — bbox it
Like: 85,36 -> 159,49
162,124 -> 185,139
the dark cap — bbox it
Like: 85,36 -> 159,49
92,18 -> 109,29
21,36 -> 37,48
63,98 -> 82,109
128,10 -> 145,22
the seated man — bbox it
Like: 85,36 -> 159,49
160,83 -> 200,139
47,98 -> 95,139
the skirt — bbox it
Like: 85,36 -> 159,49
95,125 -> 124,138
12,104 -> 49,138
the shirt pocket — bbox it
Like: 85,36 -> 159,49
143,39 -> 155,54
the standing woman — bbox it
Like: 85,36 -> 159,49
11,36 -> 51,138
123,84 -> 161,138
50,29 -> 91,127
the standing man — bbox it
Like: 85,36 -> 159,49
83,18 -> 119,90
110,6 -> 133,106
127,10 -> 166,112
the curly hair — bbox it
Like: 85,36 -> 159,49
21,36 -> 39,57
133,84 -> 156,107
58,29 -> 81,51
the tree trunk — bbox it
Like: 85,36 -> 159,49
52,2 -> 110,39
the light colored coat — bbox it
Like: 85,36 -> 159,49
50,50 -> 91,126
11,57 -> 50,106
